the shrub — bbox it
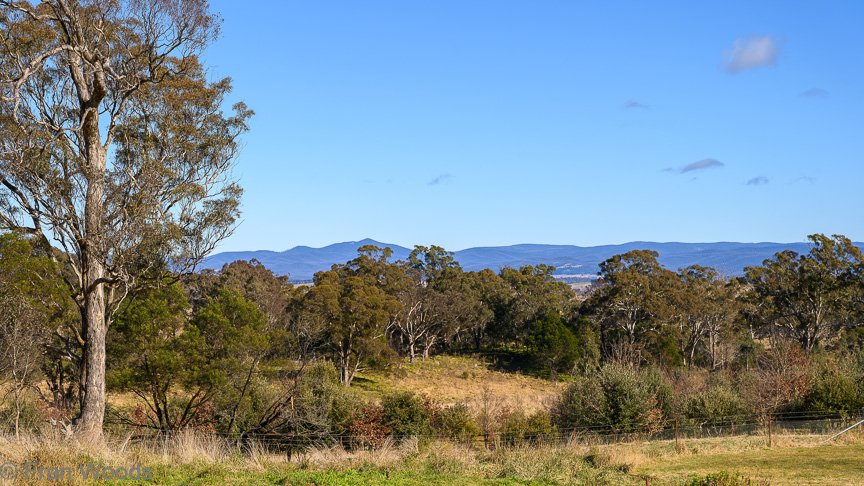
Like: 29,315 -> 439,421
437,403 -> 480,441
551,363 -> 667,433
381,391 -> 431,439
801,364 -> 864,412
684,375 -> 749,423
346,404 -> 390,449
500,409 -> 554,446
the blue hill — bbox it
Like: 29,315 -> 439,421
202,239 -> 861,283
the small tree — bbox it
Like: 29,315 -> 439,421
526,312 -> 578,382
741,342 -> 811,420
301,247 -> 401,386
0,233 -> 66,436
108,287 -> 269,432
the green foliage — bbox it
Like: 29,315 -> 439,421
526,312 -> 579,381
684,382 -> 749,422
490,264 -> 576,344
743,234 -> 863,353
500,410 -> 554,446
801,362 -> 864,412
0,232 -> 73,421
437,403 -> 480,440
240,360 -> 362,446
571,318 -> 601,372
552,363 -> 667,432
109,286 -> 271,431
584,249 -> 676,347
382,391 -> 431,439
303,246 -> 402,386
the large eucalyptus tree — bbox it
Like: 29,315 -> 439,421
0,0 -> 250,441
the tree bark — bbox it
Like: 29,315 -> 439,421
75,108 -> 108,444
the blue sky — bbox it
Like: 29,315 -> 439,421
205,0 -> 864,252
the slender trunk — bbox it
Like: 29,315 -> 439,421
422,336 -> 435,360
710,330 -> 716,370
227,358 -> 258,435
14,388 -> 21,439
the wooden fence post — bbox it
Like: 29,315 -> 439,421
675,420 -> 679,449
768,414 -> 772,447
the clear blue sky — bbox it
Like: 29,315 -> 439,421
204,0 -> 864,252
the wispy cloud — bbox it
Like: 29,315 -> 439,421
747,176 -> 769,186
625,101 -> 649,110
427,173 -> 454,186
680,158 -> 725,173
800,88 -> 829,99
791,176 -> 816,184
721,35 -> 780,74
664,159 -> 725,175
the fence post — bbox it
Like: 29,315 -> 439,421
768,414 -> 772,447
675,420 -> 679,449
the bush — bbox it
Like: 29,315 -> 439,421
801,364 -> 864,412
684,375 -> 749,422
346,404 -> 390,449
526,312 -> 578,381
500,409 -> 554,446
437,403 -> 480,441
381,391 -> 431,439
552,363 -> 667,433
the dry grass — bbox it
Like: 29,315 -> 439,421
0,427 -> 862,485
355,355 -> 560,414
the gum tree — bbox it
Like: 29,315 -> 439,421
0,0 -> 250,442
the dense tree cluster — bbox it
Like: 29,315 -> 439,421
1,232 -> 864,445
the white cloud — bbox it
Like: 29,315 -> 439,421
721,35 -> 780,74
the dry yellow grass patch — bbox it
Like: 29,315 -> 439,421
357,356 -> 560,414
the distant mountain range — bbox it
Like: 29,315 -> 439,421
202,238 -> 862,283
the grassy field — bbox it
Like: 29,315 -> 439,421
639,442 -> 864,485
9,356 -> 861,485
3,431 -> 864,485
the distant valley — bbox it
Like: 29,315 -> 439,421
202,238 -> 858,283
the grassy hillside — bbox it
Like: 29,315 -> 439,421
351,355 -> 561,414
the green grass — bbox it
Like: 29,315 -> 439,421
639,443 -> 864,485
100,467 -> 519,486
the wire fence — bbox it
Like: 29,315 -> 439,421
2,409 -> 863,453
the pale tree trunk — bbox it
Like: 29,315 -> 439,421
14,388 -> 21,439
422,336 -> 435,361
408,335 -> 417,364
75,108 -> 109,444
